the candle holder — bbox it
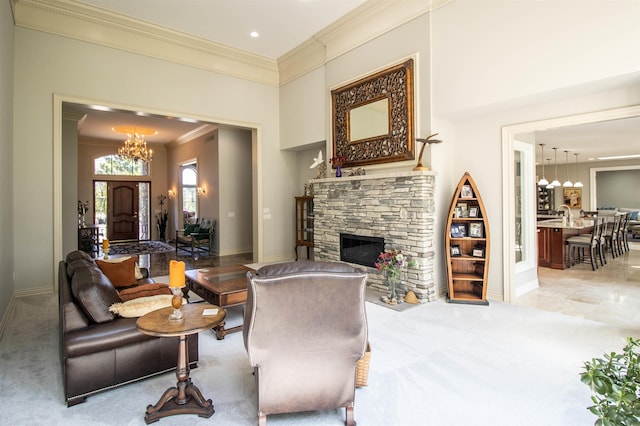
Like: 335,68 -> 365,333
103,248 -> 109,259
168,286 -> 185,321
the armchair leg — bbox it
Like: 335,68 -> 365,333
258,413 -> 267,426
345,404 -> 355,426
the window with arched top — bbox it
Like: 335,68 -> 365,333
182,163 -> 197,223
94,155 -> 150,176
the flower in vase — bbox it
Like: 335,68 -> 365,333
330,154 -> 348,167
374,249 -> 418,281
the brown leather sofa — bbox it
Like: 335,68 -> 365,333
243,260 -> 368,425
59,250 -> 198,406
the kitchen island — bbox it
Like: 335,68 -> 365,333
537,218 -> 594,270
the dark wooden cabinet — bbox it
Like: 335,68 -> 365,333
537,186 -> 554,213
537,227 -> 551,267
445,173 -> 490,305
295,196 -> 314,260
78,225 -> 100,257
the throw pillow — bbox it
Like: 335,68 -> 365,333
183,224 -> 198,236
631,211 -> 639,221
118,283 -> 172,302
96,257 -> 138,288
97,255 -> 144,280
109,294 -> 185,318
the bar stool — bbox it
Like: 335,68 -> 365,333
566,217 -> 603,271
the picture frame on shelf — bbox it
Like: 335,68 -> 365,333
472,246 -> 485,257
469,222 -> 483,238
450,245 -> 462,257
469,206 -> 479,218
460,185 -> 473,198
450,224 -> 466,238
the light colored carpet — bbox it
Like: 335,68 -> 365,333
0,293 -> 633,425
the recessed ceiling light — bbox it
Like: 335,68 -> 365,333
88,105 -> 113,112
250,31 -> 259,38
596,154 -> 640,160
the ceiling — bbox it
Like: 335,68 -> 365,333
66,0 -> 639,161
67,0 -> 367,145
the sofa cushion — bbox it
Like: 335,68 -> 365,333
71,266 -> 120,323
118,283 -> 172,302
96,257 -> 139,288
109,294 -> 182,318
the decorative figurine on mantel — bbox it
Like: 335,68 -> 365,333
413,133 -> 442,171
309,150 -> 326,179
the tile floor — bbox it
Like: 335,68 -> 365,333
514,241 -> 640,333
142,240 -> 640,333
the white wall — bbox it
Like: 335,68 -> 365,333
432,0 -> 640,118
0,0 -> 14,326
13,28 -> 286,294
280,67 -> 326,150
432,1 -> 640,300
218,127 -> 253,256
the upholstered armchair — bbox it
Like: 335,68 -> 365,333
243,261 -> 368,426
175,217 -> 215,256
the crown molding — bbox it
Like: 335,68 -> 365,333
12,0 -> 452,88
12,0 -> 279,86
278,0 -> 451,84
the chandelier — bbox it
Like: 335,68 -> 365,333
114,126 -> 156,163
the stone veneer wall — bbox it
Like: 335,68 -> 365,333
312,171 -> 438,302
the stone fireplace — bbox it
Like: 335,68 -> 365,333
312,171 -> 438,302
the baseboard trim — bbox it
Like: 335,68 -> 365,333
0,293 -> 17,342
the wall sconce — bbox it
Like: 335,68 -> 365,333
197,187 -> 206,197
168,189 -> 176,199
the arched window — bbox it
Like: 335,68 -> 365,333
94,155 -> 150,176
182,163 -> 197,223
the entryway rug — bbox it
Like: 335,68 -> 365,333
108,240 -> 175,256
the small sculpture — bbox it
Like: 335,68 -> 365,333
413,133 -> 442,171
309,150 -> 326,179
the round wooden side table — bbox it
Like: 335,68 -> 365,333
136,303 -> 225,424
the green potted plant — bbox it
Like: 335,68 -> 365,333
580,337 -> 640,425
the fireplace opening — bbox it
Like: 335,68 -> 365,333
340,233 -> 384,268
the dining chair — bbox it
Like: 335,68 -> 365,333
603,214 -> 622,259
617,213 -> 631,254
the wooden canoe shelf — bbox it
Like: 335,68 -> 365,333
445,172 -> 490,305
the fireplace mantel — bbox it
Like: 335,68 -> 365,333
313,170 -> 436,184
311,170 -> 438,302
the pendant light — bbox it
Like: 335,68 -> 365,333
550,147 -> 561,187
573,153 -> 583,188
537,143 -> 549,186
545,158 -> 554,189
562,150 -> 573,187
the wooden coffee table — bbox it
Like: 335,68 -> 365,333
137,303 -> 225,424
184,265 -> 252,340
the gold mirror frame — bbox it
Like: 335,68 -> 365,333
331,59 -> 414,168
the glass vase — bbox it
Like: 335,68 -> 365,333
388,274 -> 398,301
336,166 -> 342,177
168,287 -> 184,321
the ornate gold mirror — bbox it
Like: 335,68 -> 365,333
331,59 -> 414,168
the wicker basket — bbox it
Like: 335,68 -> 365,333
356,342 -> 371,387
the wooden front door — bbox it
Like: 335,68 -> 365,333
108,181 -> 139,241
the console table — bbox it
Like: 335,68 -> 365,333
136,303 -> 225,424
